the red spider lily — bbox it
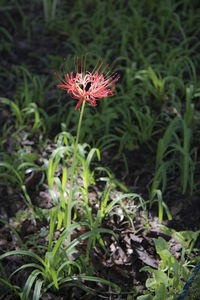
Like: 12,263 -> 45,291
55,56 -> 119,110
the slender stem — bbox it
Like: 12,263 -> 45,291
66,99 -> 86,245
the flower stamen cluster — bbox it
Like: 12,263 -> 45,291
55,56 -> 119,110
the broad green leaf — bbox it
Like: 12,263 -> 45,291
137,295 -> 153,300
153,283 -> 167,300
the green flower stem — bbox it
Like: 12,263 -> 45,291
66,99 -> 86,245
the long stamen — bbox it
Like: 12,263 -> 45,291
91,57 -> 103,75
81,56 -> 83,75
74,56 -> 79,74
83,54 -> 87,75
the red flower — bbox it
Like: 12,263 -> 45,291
55,56 -> 119,110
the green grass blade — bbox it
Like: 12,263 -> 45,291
60,275 -> 120,292
0,97 -> 23,125
0,217 -> 26,250
48,208 -> 57,252
0,162 -> 23,185
10,263 -> 44,279
33,279 -> 43,300
0,250 -> 46,268
22,269 -> 42,300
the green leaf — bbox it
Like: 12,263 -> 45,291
0,250 -> 46,268
0,218 -> 25,250
0,277 -> 21,293
48,208 -> 57,252
154,237 -> 169,254
57,260 -> 81,276
10,263 -> 44,280
0,162 -> 23,185
0,97 -> 22,125
50,267 -> 59,289
137,295 -> 153,300
33,279 -> 43,300
60,275 -> 120,292
22,270 -> 42,300
153,270 -> 169,286
153,283 -> 167,300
